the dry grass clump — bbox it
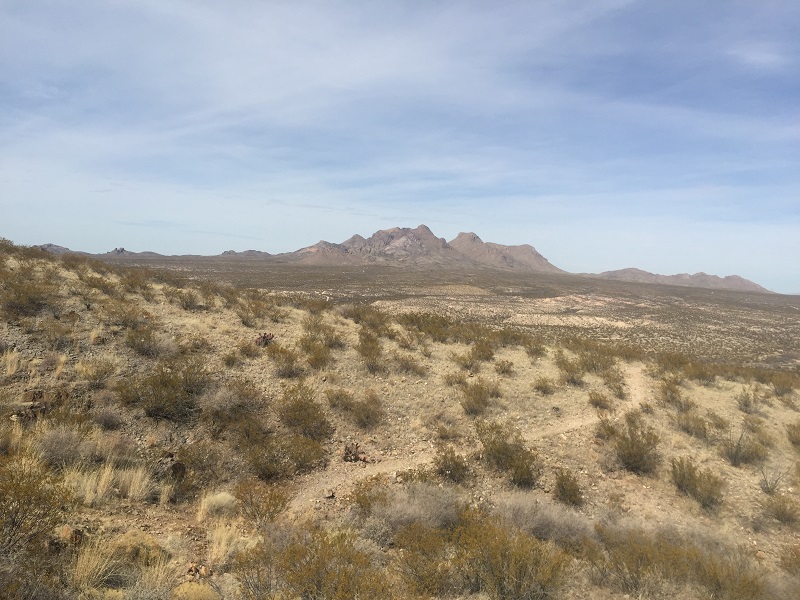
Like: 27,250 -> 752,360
124,322 -> 175,358
443,371 -> 467,387
554,468 -> 583,506
476,420 -> 541,488
75,357 -> 117,389
35,424 -> 91,471
393,351 -> 427,376
197,490 -> 238,521
460,377 -> 501,416
613,410 -> 661,475
670,456 -> 724,510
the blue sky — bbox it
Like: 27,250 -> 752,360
1,1 -> 798,293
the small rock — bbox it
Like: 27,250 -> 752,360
322,489 -> 335,499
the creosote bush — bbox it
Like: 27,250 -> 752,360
670,456 -> 724,510
266,343 -> 304,378
434,446 -> 470,484
460,377 -> 501,416
278,383 -> 333,441
554,468 -> 583,506
356,328 -> 385,374
533,376 -> 556,395
476,420 -> 541,488
614,410 -> 661,475
720,427 -> 769,467
762,494 -> 800,526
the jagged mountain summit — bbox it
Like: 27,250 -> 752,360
449,232 -> 564,273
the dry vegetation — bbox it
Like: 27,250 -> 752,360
1,238 -> 800,599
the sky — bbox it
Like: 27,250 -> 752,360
1,1 -> 798,293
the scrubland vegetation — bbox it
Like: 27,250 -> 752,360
1,237 -> 800,598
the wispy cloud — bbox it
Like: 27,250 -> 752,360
1,0 -> 798,291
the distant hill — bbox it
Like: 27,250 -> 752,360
37,225 -> 771,293
596,268 -> 770,293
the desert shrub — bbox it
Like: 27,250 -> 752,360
685,360 -> 717,386
396,311 -> 453,343
476,420 -> 541,488
770,371 -> 798,397
93,407 -> 124,431
393,352 -> 427,376
238,340 -> 260,358
523,337 -> 546,360
71,535 -> 126,591
736,387 -> 761,414
434,446 -> 470,484
614,410 -> 660,475
199,382 -> 262,438
236,289 -> 287,326
455,513 -> 571,600
116,358 -> 209,423
576,346 -> 617,375
601,366 -> 627,399
80,273 -> 119,297
372,481 -> 463,531
670,456 -> 724,510
301,314 -> 344,347
266,343 -> 303,378
655,350 -> 692,375
588,390 -> 612,411
324,388 -> 354,410
349,390 -> 385,429
759,466 -> 789,496
675,411 -> 711,441
394,522 -> 453,597
222,351 -> 240,367
0,273 -> 57,319
102,299 -> 150,329
460,378 -> 500,416
235,479 -> 291,529
248,434 -> 327,481
357,328 -> 385,374
595,414 -> 619,440
786,420 -> 800,448
278,383 -> 333,441
533,376 -> 556,395
124,323 -> 172,358
299,337 -> 332,370
762,494 -> 800,526
0,455 -> 73,558
494,359 -> 514,375
554,351 -> 584,386
554,468 -> 583,506
278,526 -> 387,599
495,495 -> 595,552
720,428 -> 769,467
443,371 -> 467,387
780,544 -> 800,575
658,378 -> 696,412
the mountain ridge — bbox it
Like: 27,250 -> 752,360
36,225 -> 772,293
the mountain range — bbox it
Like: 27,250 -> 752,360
39,224 -> 771,293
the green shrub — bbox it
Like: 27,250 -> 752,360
278,526 -> 388,599
235,479 -> 291,528
116,358 -> 209,423
0,455 -> 73,558
455,513 -> 571,600
614,411 -> 660,475
554,468 -> 583,506
670,456 -> 724,510
434,446 -> 470,484
476,420 -> 541,488
278,383 -> 333,441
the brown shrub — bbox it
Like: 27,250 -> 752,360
476,420 -> 541,488
434,446 -> 470,484
670,456 -> 724,510
614,410 -> 661,475
266,343 -> 304,378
